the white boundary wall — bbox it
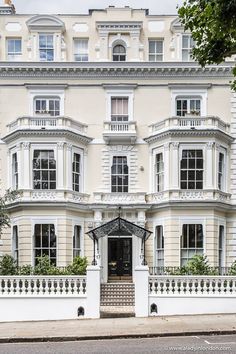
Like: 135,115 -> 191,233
0,266 -> 100,322
148,275 -> 236,316
134,270 -> 236,317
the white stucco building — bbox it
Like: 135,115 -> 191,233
0,1 -> 235,283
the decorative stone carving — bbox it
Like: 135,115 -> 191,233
22,142 -> 30,150
57,142 -> 64,150
31,191 -> 56,200
66,143 -> 72,152
171,142 -> 179,150
206,141 -> 215,149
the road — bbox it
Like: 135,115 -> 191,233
0,334 -> 235,354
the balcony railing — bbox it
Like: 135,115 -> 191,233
14,190 -> 90,203
7,116 -> 88,135
149,116 -> 230,134
103,121 -> 137,143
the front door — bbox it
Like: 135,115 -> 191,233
108,237 -> 132,280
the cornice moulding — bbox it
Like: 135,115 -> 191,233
0,62 -> 233,79
2,129 -> 93,145
144,129 -> 234,145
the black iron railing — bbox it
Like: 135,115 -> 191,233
149,266 -> 232,276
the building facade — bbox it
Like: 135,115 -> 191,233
0,2 -> 235,282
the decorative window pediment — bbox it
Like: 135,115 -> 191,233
170,18 -> 185,33
96,21 -> 142,34
26,15 -> 65,32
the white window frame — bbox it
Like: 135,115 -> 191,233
12,224 -> 19,266
10,149 -> 19,190
180,149 -> 204,190
31,218 -> 57,266
31,144 -> 57,190
29,90 -> 65,116
73,225 -> 81,258
110,153 -> 129,193
155,225 -> 164,268
106,90 -> 134,122
176,97 -> 201,116
6,37 -> 22,61
72,147 -> 84,193
155,152 -> 164,192
218,148 -> 226,192
148,39 -> 164,62
179,144 -> 206,190
73,38 -> 88,62
38,33 -> 55,62
181,34 -> 195,61
180,218 -> 205,267
171,89 -> 207,117
72,220 -> 84,258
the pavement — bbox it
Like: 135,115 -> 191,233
1,314 -> 236,343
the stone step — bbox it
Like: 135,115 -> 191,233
100,306 -> 135,318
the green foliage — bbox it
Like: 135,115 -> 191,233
178,0 -> 236,89
228,260 -> 236,275
0,189 -> 21,238
65,256 -> 88,275
0,254 -> 17,275
18,264 -> 33,275
0,254 -> 88,275
185,254 -> 217,275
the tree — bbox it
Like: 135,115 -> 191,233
178,0 -> 236,89
0,189 -> 20,238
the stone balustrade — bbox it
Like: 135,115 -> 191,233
149,116 -> 230,134
103,121 -> 137,143
0,276 -> 87,297
149,275 -> 236,296
7,116 -> 88,134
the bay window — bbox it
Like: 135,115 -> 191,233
155,153 -> 164,192
33,150 -> 56,190
72,153 -> 81,192
180,150 -> 203,190
73,225 -> 81,258
156,225 -> 164,267
12,152 -> 18,190
181,224 -> 203,266
12,225 -> 19,266
34,224 -> 56,265
218,152 -> 225,191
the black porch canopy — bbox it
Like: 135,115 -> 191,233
86,216 -> 152,265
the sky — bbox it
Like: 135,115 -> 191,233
9,0 -> 184,15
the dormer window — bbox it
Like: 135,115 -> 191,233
34,97 -> 60,116
113,45 -> 126,61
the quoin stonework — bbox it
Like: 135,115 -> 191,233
0,1 -> 235,285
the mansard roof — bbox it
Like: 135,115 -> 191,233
26,15 -> 65,32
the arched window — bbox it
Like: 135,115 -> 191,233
112,44 -> 126,62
